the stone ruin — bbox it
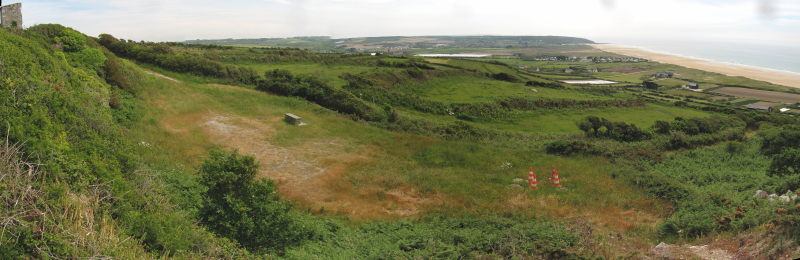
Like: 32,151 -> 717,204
0,2 -> 22,28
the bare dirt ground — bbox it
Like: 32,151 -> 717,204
142,69 -> 180,83
161,109 -> 440,219
646,232 -> 800,260
712,87 -> 800,104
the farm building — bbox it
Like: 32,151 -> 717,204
587,68 -> 598,73
564,68 -> 574,73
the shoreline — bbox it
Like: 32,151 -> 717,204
590,44 -> 800,89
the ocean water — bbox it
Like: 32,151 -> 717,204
601,39 -> 800,74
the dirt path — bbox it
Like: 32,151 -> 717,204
161,110 -> 439,219
142,69 -> 180,83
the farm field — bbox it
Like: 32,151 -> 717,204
403,75 -> 611,103
712,87 -> 800,104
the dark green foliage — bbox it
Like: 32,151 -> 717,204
500,97 -> 645,110
761,125 -> 800,155
669,116 -> 742,135
99,34 -> 260,84
198,150 -> 310,253
526,80 -> 565,89
578,116 -> 650,142
452,102 -> 512,122
648,140 -> 779,240
490,72 -> 520,82
642,80 -> 659,89
545,140 -> 599,156
768,148 -> 800,177
286,216 -> 579,259
653,120 -> 672,134
725,141 -> 746,156
258,69 -> 386,121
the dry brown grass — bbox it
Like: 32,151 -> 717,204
0,137 -> 148,258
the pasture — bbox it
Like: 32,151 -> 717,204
712,87 -> 800,104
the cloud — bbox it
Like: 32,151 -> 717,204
14,0 -> 800,44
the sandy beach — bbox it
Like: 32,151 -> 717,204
591,44 -> 800,89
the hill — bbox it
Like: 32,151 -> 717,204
1,25 -> 799,259
184,35 -> 595,52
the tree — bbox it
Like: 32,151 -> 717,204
198,149 -> 308,253
768,148 -> 800,177
642,80 -> 659,89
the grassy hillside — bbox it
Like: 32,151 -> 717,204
3,25 -> 800,259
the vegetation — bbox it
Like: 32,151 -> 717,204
198,150 -> 310,254
3,24 -> 799,259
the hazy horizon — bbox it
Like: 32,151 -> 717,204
18,0 -> 800,46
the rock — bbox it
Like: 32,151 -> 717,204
769,194 -> 779,200
655,242 -> 668,249
754,190 -> 769,199
513,178 -> 525,183
508,184 -> 523,189
779,195 -> 792,203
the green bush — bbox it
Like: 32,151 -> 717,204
545,140 -> 599,156
55,29 -> 87,52
768,148 -> 800,177
198,149 -> 311,254
286,216 -> 579,259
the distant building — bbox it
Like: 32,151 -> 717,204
519,65 -> 529,69
587,68 -> 598,73
685,83 -> 699,89
564,68 -> 574,73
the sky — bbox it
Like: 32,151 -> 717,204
13,0 -> 800,45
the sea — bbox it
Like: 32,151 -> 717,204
599,38 -> 800,75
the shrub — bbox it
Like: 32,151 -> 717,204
768,148 -> 800,177
490,72 -> 520,82
761,125 -> 800,155
198,149 -> 310,253
545,140 -> 598,156
578,116 -> 650,142
55,29 -> 87,52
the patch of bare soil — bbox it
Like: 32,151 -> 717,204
647,232 -> 800,260
163,112 -> 438,219
142,69 -> 180,83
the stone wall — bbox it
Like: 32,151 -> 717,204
1,3 -> 22,28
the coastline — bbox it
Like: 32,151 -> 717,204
590,44 -> 800,89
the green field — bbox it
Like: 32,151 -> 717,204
401,75 -> 609,104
